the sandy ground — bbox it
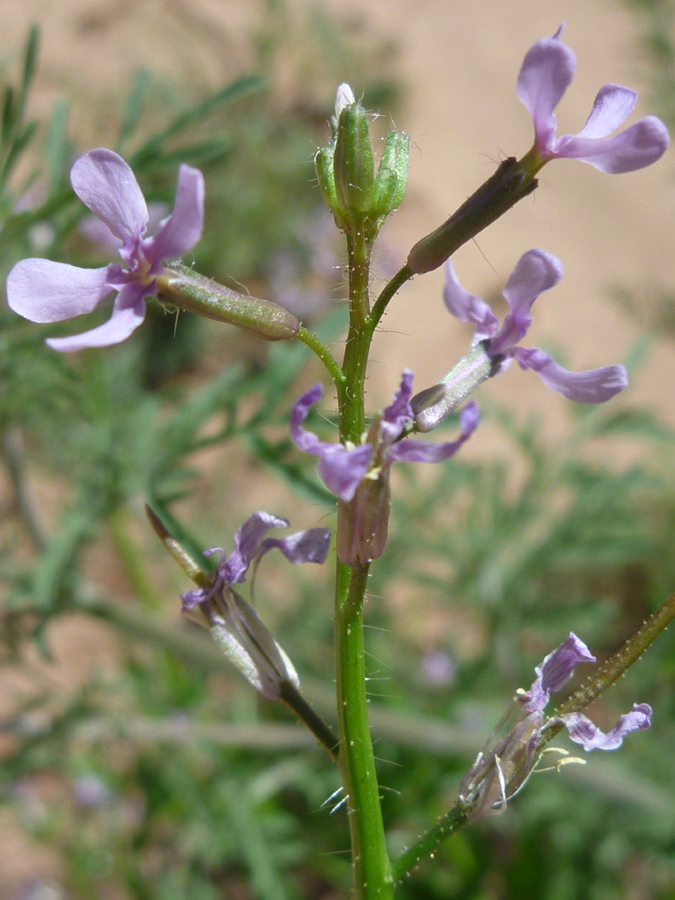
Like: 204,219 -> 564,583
1,0 -> 673,895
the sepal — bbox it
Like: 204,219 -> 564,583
371,130 -> 409,217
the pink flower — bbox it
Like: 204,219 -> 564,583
518,26 -> 669,173
290,372 -> 479,502
7,149 -> 204,351
442,249 -> 628,403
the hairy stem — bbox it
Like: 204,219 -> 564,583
296,324 -> 345,388
333,222 -> 393,899
390,803 -> 469,882
335,560 -> 393,899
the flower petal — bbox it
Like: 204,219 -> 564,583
146,164 -> 205,264
70,148 -> 148,242
317,445 -> 373,501
45,282 -> 147,351
555,115 -> 670,173
489,250 -> 563,355
561,703 -> 652,751
380,370 -> 414,445
289,383 -> 372,500
7,259 -> 112,323
226,511 -> 290,585
521,632 -> 595,713
289,383 -> 328,456
261,527 -> 332,566
443,259 -> 499,341
574,84 -> 636,139
517,29 -> 576,154
388,400 -> 479,463
513,348 -> 628,402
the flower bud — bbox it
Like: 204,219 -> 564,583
334,83 -> 356,119
333,101 -> 375,213
157,263 -> 299,341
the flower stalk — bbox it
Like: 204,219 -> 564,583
334,198 -> 394,899
335,560 -> 394,900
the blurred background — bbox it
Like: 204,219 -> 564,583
1,0 -> 675,898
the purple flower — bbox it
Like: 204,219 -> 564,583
520,632 -> 652,751
559,704 -> 653,751
443,249 -> 628,403
181,511 -> 331,611
459,632 -> 652,819
290,371 -> 480,503
181,512 -> 331,699
518,26 -> 669,173
7,148 -> 205,351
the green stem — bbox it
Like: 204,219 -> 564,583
332,222 -> 393,899
335,560 -> 393,899
368,264 -> 413,333
296,324 -> 345,388
390,803 -> 469,882
279,680 -> 340,761
339,230 -> 373,440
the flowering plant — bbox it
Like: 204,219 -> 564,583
5,23 -> 675,900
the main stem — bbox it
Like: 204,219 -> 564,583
335,225 -> 393,900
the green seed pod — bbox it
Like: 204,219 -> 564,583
157,263 -> 299,341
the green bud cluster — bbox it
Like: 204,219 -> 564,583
316,84 -> 409,237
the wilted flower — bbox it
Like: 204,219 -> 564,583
180,512 -> 331,699
518,26 -> 669,173
7,148 -> 204,351
459,633 -> 652,820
